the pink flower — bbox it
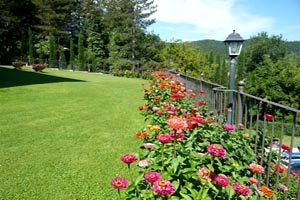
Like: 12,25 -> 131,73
197,167 -> 216,181
138,159 -> 150,168
278,184 -> 288,191
223,124 -> 235,132
152,106 -> 160,111
144,171 -> 161,183
233,183 -> 251,196
157,133 -> 172,144
207,144 -> 227,157
169,131 -> 185,141
143,143 -> 155,149
152,180 -> 175,197
248,163 -> 264,174
120,153 -> 138,164
166,116 -> 188,131
110,177 -> 128,189
214,175 -> 230,187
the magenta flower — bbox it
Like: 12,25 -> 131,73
120,153 -> 138,164
207,144 -> 227,157
233,183 -> 251,196
248,163 -> 264,174
223,124 -> 235,132
214,175 -> 230,187
152,180 -> 175,197
110,177 -> 129,189
157,133 -> 172,144
144,171 -> 161,183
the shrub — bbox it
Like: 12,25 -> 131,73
12,61 -> 26,69
32,64 -> 46,72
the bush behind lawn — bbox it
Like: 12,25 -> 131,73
0,66 -> 146,199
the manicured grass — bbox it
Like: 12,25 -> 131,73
0,66 -> 146,199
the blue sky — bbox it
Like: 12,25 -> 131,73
147,0 -> 300,41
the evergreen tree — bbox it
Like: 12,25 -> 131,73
103,0 -> 157,70
28,27 -> 34,64
70,38 -> 75,70
77,30 -> 85,70
49,34 -> 56,67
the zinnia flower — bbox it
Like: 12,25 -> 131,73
120,153 -> 138,164
278,184 -> 288,191
274,164 -> 285,173
248,163 -> 264,174
281,144 -> 291,152
223,124 -> 235,132
233,183 -> 251,196
143,143 -> 155,149
144,171 -> 161,183
198,100 -> 206,106
214,175 -> 230,187
110,177 -> 128,189
248,177 -> 258,185
207,144 -> 227,157
138,159 -> 150,168
198,89 -> 205,94
197,167 -> 216,181
259,185 -> 274,199
265,114 -> 273,121
166,116 -> 188,131
157,133 -> 172,144
152,180 -> 175,197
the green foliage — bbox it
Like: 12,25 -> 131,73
28,27 -> 34,64
48,34 -> 56,67
112,72 -> 299,200
77,30 -> 85,70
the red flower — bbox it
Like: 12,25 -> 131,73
198,100 -> 206,106
198,90 -> 205,94
274,164 -> 285,173
265,114 -> 273,121
281,144 -> 291,152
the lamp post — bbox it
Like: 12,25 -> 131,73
224,30 -> 244,125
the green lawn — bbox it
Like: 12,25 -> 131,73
0,66 -> 146,199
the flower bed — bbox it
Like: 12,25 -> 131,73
111,71 -> 298,199
32,64 -> 46,72
12,61 -> 26,69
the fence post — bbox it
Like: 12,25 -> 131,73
237,80 -> 245,124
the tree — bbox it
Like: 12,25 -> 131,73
49,34 -> 56,67
246,55 -> 300,109
103,0 -> 157,70
28,27 -> 34,64
244,32 -> 287,72
77,30 -> 85,70
70,38 -> 75,70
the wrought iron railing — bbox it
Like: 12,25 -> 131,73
171,71 -> 300,199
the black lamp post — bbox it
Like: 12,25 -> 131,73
224,30 -> 244,125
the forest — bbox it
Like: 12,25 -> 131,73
1,0 -> 300,109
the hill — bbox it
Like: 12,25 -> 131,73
188,39 -> 300,57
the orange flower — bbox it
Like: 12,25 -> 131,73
259,186 -> 274,199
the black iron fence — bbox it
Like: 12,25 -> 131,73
171,71 -> 300,200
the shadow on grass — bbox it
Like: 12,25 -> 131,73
0,66 -> 86,89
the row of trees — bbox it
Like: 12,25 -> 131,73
0,0 -> 299,109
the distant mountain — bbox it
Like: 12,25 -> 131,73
187,39 -> 300,57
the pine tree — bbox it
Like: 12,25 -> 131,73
49,34 -> 56,67
28,27 -> 34,64
70,38 -> 75,70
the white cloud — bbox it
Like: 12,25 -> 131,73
150,0 -> 275,41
